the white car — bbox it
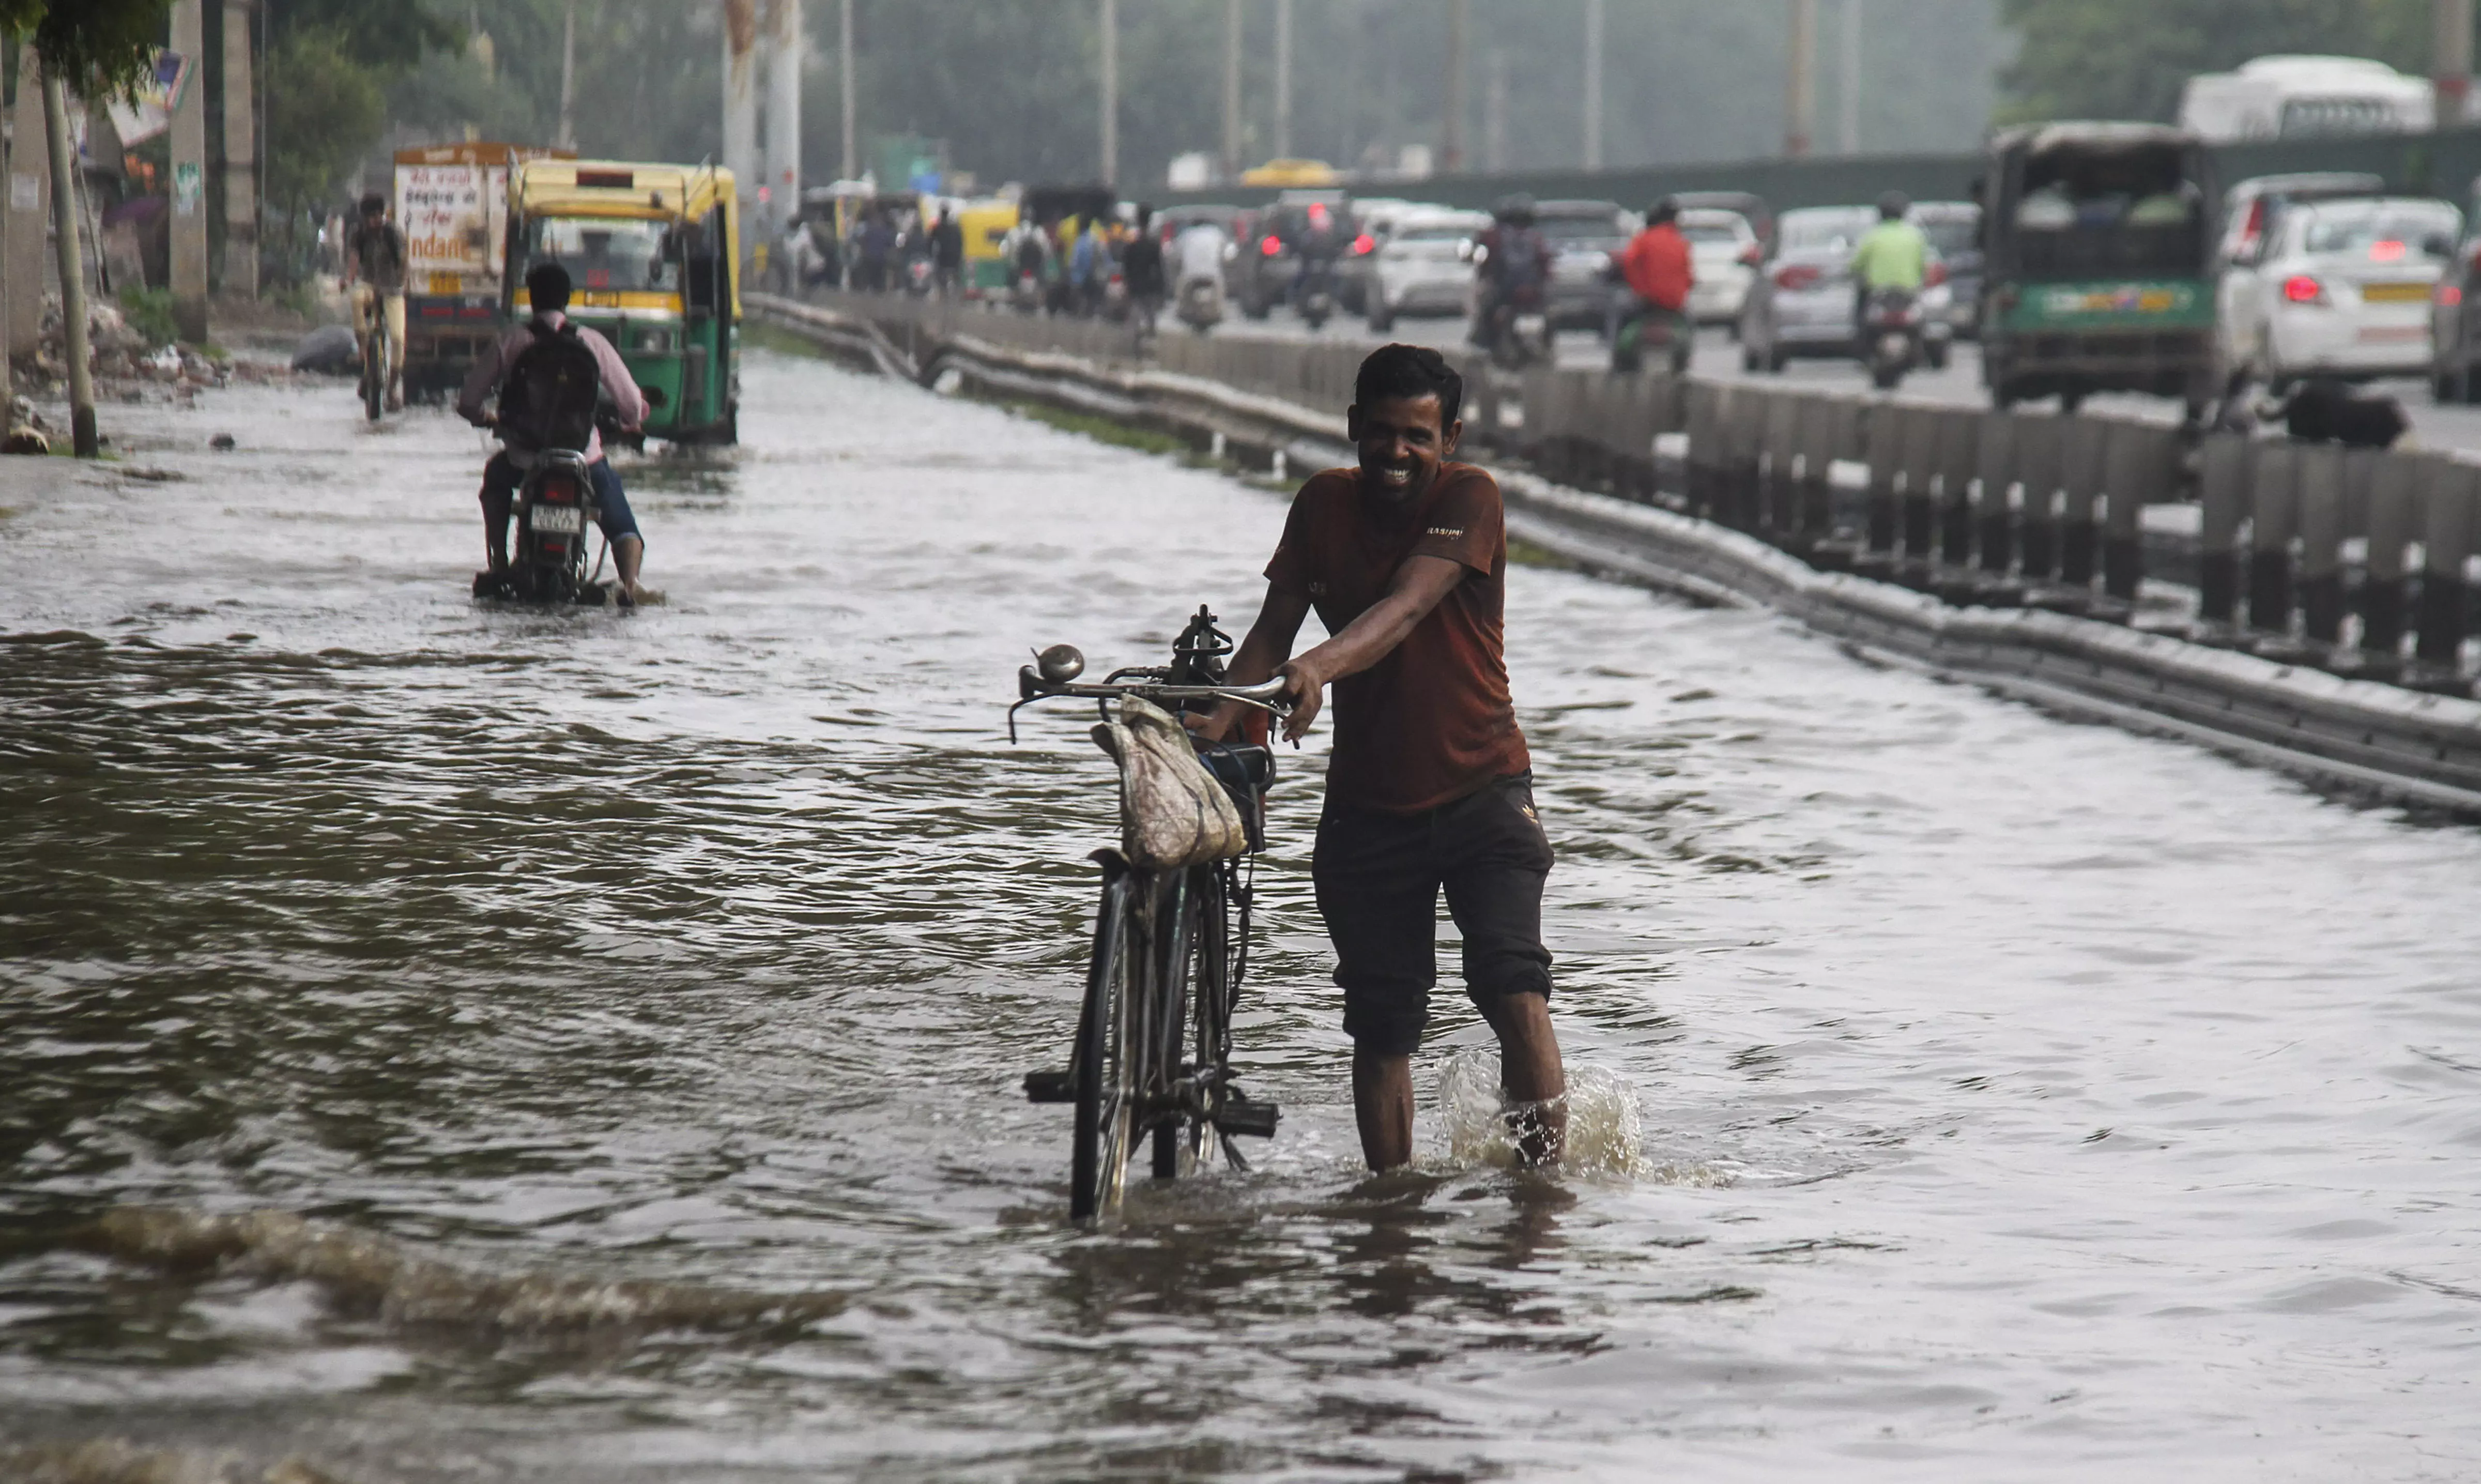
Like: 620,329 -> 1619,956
1679,208 -> 1758,324
2223,194 -> 2461,387
1367,209 -> 1491,332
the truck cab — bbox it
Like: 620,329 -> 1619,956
504,160 -> 741,445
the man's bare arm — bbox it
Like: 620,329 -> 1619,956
1277,554 -> 1466,742
1190,582 -> 1312,743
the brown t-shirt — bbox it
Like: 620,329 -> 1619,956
1265,462 -> 1529,814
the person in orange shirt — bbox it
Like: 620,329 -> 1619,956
1611,196 -> 1695,373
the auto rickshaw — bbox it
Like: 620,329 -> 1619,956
1979,122 -> 2218,415
504,159 -> 741,444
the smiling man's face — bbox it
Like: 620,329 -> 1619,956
1348,393 -> 1462,506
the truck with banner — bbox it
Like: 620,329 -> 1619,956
394,143 -> 574,395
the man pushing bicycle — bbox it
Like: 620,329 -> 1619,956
1193,344 -> 1567,1170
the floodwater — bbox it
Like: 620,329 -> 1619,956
4,349 -> 2480,1482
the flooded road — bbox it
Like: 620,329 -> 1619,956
4,350 -> 2480,1481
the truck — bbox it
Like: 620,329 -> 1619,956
394,143 -> 574,396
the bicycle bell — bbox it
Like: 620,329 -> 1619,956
1035,644 -> 1085,682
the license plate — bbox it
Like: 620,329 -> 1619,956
1515,314 -> 1547,335
2356,324 -> 2427,343
427,271 -> 461,295
530,504 -> 585,534
2361,282 -> 2430,303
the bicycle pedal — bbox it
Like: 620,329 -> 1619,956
1022,1069 -> 1076,1104
1213,1098 -> 1280,1138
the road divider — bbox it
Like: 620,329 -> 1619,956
751,290 -> 2481,814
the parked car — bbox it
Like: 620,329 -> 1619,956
1737,205 -> 1877,371
1910,201 -> 1983,336
1679,208 -> 1758,325
2227,195 -> 2460,389
2213,172 -> 2386,372
1535,199 -> 1638,332
1366,208 -> 1491,331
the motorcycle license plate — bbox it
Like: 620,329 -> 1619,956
531,505 -> 585,535
1515,314 -> 1547,336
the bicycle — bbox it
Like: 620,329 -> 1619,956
1011,606 -> 1291,1221
353,283 -> 395,423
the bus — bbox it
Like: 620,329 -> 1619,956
2178,56 -> 2433,145
503,159 -> 742,445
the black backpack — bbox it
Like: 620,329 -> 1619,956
499,317 -> 602,454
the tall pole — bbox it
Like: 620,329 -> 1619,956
764,0 -> 803,234
223,0 -> 259,298
170,0 -> 210,340
1484,47 -> 1508,173
1840,0 -> 1862,154
1099,0 -> 1118,186
1221,0 -> 1243,180
839,0 -> 857,180
557,0 -> 576,148
723,0 -> 759,223
1443,0 -> 1467,173
1784,0 -> 1818,158
2437,0 -> 2475,128
1582,0 -> 1604,170
43,69 -> 98,456
7,47 -> 50,362
1274,0 -> 1293,160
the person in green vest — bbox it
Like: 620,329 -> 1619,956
1849,191 -> 1931,341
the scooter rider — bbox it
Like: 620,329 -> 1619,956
1173,214 -> 1227,321
1472,194 -> 1550,355
341,191 -> 409,411
458,262 -> 652,604
1613,195 -> 1695,371
1850,191 -> 1929,334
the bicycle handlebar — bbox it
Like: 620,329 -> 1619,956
1007,664 -> 1291,743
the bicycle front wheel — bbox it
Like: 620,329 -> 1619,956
1072,869 -> 1139,1220
362,332 -> 384,421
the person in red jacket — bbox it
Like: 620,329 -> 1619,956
1611,196 -> 1695,372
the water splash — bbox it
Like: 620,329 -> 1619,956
79,1207 -> 848,1337
1434,1049 -> 1648,1178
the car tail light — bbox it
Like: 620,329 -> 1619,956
1261,234 -> 1282,256
1925,259 -> 1949,287
2283,274 -> 2326,305
2370,239 -> 2408,263
1774,263 -> 1820,291
2438,283 -> 2464,307
1737,244 -> 1760,267
1352,233 -> 1375,255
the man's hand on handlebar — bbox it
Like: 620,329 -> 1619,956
1186,661 -> 1321,746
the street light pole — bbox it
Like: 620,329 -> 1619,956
2436,0 -> 2474,128
1099,0 -> 1118,186
1841,0 -> 1862,154
840,0 -> 857,181
558,0 -> 576,149
1784,0 -> 1817,158
1443,0 -> 1466,173
1275,0 -> 1293,161
1222,0 -> 1242,181
1582,0 -> 1603,171
42,68 -> 97,456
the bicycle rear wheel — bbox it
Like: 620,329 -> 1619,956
1072,869 -> 1139,1220
362,331 -> 384,421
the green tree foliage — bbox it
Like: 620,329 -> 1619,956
1998,0 -> 2434,123
265,24 -> 383,207
1,0 -> 172,96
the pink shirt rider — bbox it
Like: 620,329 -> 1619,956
457,310 -> 647,464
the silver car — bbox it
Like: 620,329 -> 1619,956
1739,206 -> 1878,371
1366,209 -> 1492,332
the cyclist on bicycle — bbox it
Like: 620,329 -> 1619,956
341,191 -> 408,412
1193,343 -> 1568,1170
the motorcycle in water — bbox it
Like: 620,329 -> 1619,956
1860,286 -> 1925,391
471,444 -> 609,605
1175,276 -> 1223,334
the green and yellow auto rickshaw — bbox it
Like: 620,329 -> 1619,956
504,159 -> 742,445
1980,123 -> 2218,416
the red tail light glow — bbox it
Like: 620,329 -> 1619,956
1737,244 -> 1761,267
2370,239 -> 2408,263
1261,234 -> 1283,256
2437,283 -> 2464,307
1352,233 -> 1375,255
1774,263 -> 1820,291
2283,274 -> 2326,304
1925,260 -> 1949,287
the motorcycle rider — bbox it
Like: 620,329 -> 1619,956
458,262 -> 652,605
930,206 -> 966,298
341,191 -> 409,411
1613,196 -> 1695,371
1472,194 -> 1550,356
1173,213 -> 1228,324
1293,201 -> 1343,317
1849,191 -> 1930,340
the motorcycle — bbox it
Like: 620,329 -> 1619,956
1483,286 -> 1550,370
471,446 -> 607,605
1176,276 -> 1223,334
1012,268 -> 1045,315
1611,302 -> 1692,376
1295,257 -> 1336,331
902,254 -> 936,298
1860,285 -> 1924,391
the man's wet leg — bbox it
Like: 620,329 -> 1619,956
1476,991 -> 1565,1166
1353,1047 -> 1416,1171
